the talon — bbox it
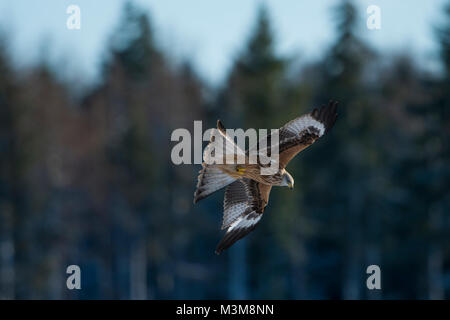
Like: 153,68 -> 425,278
236,167 -> 246,175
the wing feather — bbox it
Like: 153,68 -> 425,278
247,101 -> 338,168
216,179 -> 271,254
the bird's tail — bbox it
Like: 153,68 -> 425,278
193,163 -> 236,203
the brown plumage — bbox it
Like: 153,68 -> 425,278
193,100 -> 338,254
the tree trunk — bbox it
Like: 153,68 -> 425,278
130,239 -> 147,299
228,239 -> 248,299
0,236 -> 15,299
427,206 -> 443,300
342,187 -> 363,299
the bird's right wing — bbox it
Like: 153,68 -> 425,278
216,179 -> 271,254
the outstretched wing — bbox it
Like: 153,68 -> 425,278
215,179 -> 271,254
250,101 -> 338,169
278,101 -> 337,168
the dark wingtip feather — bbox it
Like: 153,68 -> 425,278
214,225 -> 257,254
193,192 -> 207,204
312,100 -> 338,133
215,231 -> 239,255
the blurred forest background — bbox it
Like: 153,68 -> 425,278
0,0 -> 449,299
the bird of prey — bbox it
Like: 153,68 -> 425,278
193,101 -> 338,254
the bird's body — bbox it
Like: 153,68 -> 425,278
193,101 -> 338,254
215,163 -> 287,186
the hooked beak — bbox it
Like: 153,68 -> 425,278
288,183 -> 294,190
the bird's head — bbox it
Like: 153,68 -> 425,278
281,171 -> 294,190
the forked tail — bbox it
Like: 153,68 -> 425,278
193,164 -> 236,203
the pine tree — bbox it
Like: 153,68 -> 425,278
0,34 -> 19,299
220,6 -> 309,298
223,6 -> 286,129
307,0 -> 380,299
413,0 -> 450,298
88,2 -> 208,298
99,2 -> 163,298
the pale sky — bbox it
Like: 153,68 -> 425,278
0,0 -> 447,85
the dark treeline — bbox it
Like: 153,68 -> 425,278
0,1 -> 449,299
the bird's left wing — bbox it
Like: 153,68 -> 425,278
215,179 -> 271,254
277,100 -> 338,168
247,101 -> 338,169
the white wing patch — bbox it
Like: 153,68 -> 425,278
284,114 -> 325,137
228,213 -> 262,231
